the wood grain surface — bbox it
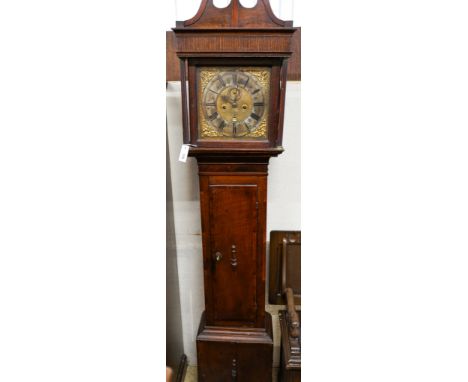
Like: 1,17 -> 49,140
166,28 -> 300,81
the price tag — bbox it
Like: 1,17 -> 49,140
178,144 -> 190,162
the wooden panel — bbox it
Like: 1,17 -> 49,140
175,32 -> 293,54
285,244 -> 301,294
287,27 -> 301,81
199,169 -> 268,328
268,231 -> 301,305
209,184 -> 258,323
166,29 -> 301,81
236,342 -> 273,381
197,341 -> 235,382
166,31 -> 180,82
197,341 -> 273,382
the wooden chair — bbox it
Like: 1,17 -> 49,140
268,231 -> 301,382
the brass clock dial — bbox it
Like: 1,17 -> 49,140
198,67 -> 270,139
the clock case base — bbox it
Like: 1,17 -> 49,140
196,311 -> 274,382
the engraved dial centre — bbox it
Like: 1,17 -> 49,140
217,87 -> 253,123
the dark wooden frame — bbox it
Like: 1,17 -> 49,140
185,57 -> 284,150
177,54 -> 293,153
268,230 -> 301,305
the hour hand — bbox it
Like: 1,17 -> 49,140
221,95 -> 231,104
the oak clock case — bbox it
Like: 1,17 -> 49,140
173,0 -> 296,380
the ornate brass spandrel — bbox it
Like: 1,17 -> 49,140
248,119 -> 267,138
197,67 -> 270,140
249,70 -> 270,90
199,70 -> 218,91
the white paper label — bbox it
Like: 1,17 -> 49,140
178,144 -> 190,162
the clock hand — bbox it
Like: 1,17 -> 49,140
221,95 -> 236,108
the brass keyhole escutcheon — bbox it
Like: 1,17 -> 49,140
215,251 -> 223,262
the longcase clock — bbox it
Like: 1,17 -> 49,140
173,1 -> 297,380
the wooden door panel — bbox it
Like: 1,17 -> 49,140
236,342 -> 273,382
197,341 -> 235,382
198,340 -> 272,382
209,184 -> 258,323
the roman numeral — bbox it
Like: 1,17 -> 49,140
232,122 -> 237,135
253,102 -> 264,106
204,102 -> 216,107
217,75 -> 225,86
232,73 -> 237,86
208,112 -> 218,121
209,89 -> 219,95
250,113 -> 260,121
218,120 -> 226,130
242,76 -> 249,88
244,122 -> 251,132
252,88 -> 260,94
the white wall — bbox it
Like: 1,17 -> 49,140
166,81 -> 301,365
166,83 -> 204,366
